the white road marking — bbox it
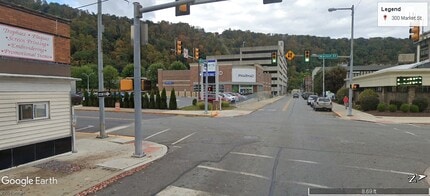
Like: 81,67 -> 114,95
285,158 -> 414,176
287,159 -> 320,165
409,124 -> 420,128
286,181 -> 330,188
405,131 -> 418,137
230,152 -> 274,159
78,116 -> 133,121
76,125 -> 94,131
197,165 -> 270,180
144,128 -> 171,140
156,185 -> 227,196
344,165 -> 414,176
106,123 -> 133,133
172,132 -> 196,145
393,128 -> 400,131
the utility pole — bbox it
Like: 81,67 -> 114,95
97,0 -> 107,138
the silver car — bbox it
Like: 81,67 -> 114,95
313,97 -> 333,111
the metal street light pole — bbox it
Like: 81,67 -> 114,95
82,73 -> 94,92
328,5 -> 354,116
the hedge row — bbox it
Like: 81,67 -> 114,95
82,88 -> 177,110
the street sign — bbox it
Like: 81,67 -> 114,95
318,53 -> 338,59
285,50 -> 295,61
97,91 -> 111,97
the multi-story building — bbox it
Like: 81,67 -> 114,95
207,41 -> 288,96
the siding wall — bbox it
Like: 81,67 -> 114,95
0,77 -> 71,150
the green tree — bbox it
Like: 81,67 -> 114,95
156,89 -> 161,109
103,65 -> 119,91
149,89 -> 156,109
142,93 -> 149,109
121,63 -> 145,78
314,66 -> 347,96
169,61 -> 187,70
169,88 -> 177,110
123,92 -> 129,108
147,63 -> 166,88
160,88 -> 168,109
71,65 -> 97,91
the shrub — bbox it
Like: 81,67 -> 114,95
192,98 -> 197,106
377,103 -> 387,112
400,103 -> 410,113
336,87 -> 349,104
169,88 -> 177,110
412,97 -> 429,112
142,93 -> 149,109
389,100 -> 403,110
156,90 -> 161,109
388,104 -> 397,112
358,89 -> 378,103
221,101 -> 230,108
123,92 -> 129,108
197,102 -> 212,110
161,88 -> 168,109
129,92 -> 134,108
410,104 -> 419,113
149,90 -> 156,109
360,96 -> 379,111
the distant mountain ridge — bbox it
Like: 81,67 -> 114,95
5,0 -> 416,73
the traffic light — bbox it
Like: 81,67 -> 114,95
175,0 -> 190,16
263,0 -> 282,4
409,26 -> 420,42
271,52 -> 277,64
176,40 -> 182,55
194,48 -> 199,60
304,50 -> 310,63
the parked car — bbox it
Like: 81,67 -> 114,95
293,93 -> 299,98
313,97 -> 333,111
219,93 -> 235,103
307,95 -> 318,106
226,92 -> 239,102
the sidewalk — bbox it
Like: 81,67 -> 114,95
0,133 -> 167,196
331,102 -> 430,124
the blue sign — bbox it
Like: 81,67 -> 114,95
203,72 -> 216,77
164,81 -> 174,85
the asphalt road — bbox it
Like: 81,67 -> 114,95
93,96 -> 430,196
75,110 -> 170,133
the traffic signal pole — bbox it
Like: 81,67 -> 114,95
132,0 -> 226,157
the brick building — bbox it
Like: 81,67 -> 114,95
0,2 -> 75,170
158,63 -> 272,97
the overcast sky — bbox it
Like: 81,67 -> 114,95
47,0 -> 429,39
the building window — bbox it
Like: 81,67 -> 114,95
18,102 -> 49,121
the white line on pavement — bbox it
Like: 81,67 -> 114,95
230,152 -> 274,159
286,181 -> 330,188
172,132 -> 196,145
344,165 -> 414,176
76,125 -> 94,131
287,159 -> 320,165
408,124 -> 421,128
393,128 -> 400,131
197,165 -> 270,180
405,131 -> 418,137
156,186 -> 227,196
106,123 -> 133,133
144,129 -> 171,140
